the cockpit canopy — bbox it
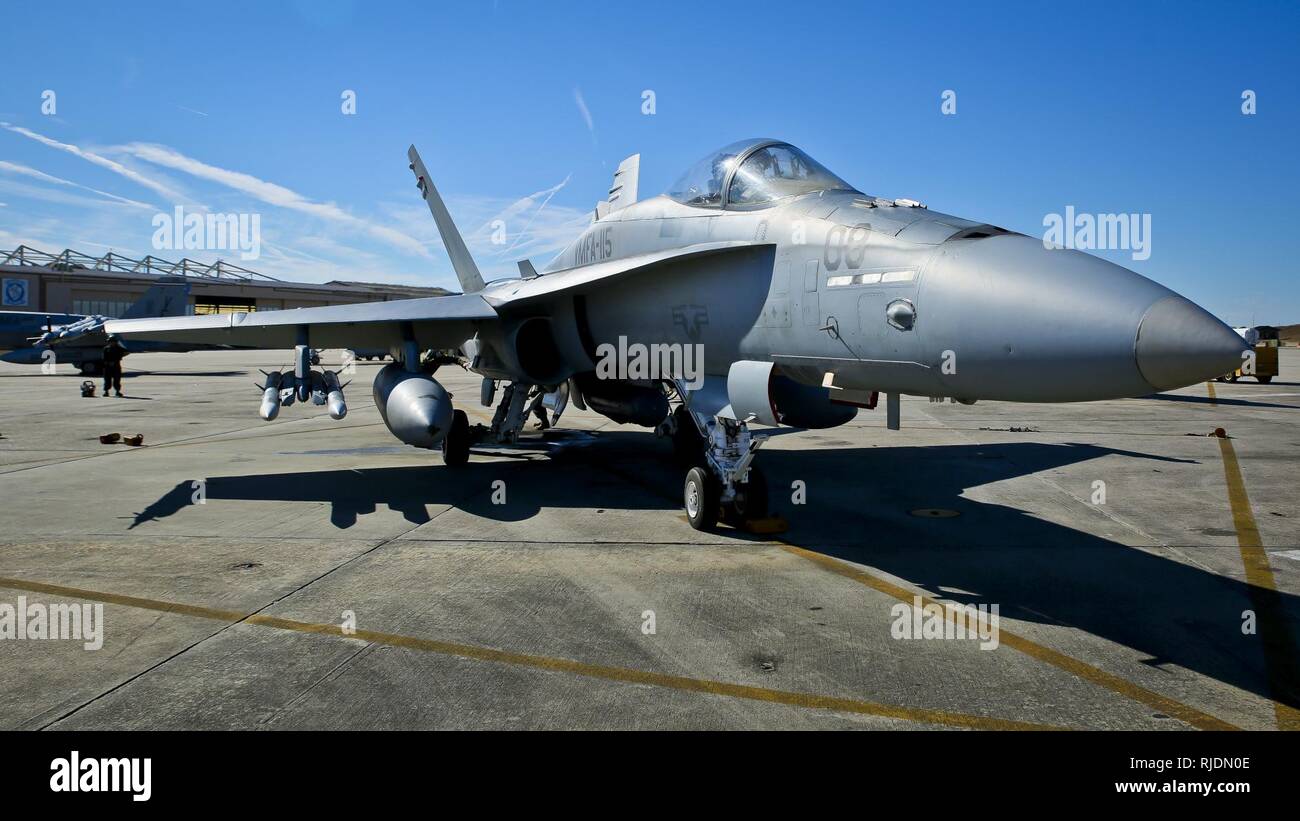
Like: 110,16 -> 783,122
666,139 -> 857,209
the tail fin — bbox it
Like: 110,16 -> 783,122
121,276 -> 191,319
408,145 -> 486,294
595,154 -> 640,220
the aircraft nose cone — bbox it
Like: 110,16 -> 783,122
1135,295 -> 1247,391
917,234 -> 1242,402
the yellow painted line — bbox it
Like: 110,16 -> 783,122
777,543 -> 1240,730
0,575 -> 1058,731
0,576 -> 247,622
1216,433 -> 1300,730
596,450 -> 1237,729
1206,381 -> 1217,405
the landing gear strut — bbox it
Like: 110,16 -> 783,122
671,400 -> 768,532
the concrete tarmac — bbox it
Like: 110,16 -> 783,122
1,349 -> 1297,730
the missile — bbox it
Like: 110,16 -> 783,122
259,371 -> 284,421
256,361 -> 348,422
323,370 -> 348,420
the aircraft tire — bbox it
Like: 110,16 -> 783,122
684,466 -> 719,531
1257,375 -> 1272,384
442,409 -> 470,466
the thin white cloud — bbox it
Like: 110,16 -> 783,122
118,141 -> 431,258
0,128 -> 587,288
0,122 -> 189,202
474,176 -> 569,233
0,160 -> 154,209
378,188 -> 588,286
0,179 -> 156,213
573,88 -> 597,146
176,105 -> 209,117
495,174 -> 571,256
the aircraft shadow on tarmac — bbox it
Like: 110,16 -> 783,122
122,371 -> 248,378
129,431 -> 673,530
1143,393 -> 1299,410
757,441 -> 1300,716
129,432 -> 1300,712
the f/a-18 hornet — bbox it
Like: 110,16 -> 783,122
109,139 -> 1247,530
2,276 -> 191,373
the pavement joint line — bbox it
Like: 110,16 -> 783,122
587,456 -> 1239,730
21,455 -> 489,729
1215,430 -> 1300,731
29,539 -> 457,726
0,574 -> 1062,731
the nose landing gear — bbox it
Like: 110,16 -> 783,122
673,405 -> 778,533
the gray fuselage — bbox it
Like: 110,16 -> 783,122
496,188 -> 1243,404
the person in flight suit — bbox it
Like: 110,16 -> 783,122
102,334 -> 127,397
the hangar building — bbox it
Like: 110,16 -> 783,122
0,245 -> 451,316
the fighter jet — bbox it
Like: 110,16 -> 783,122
107,139 -> 1247,530
1,276 -> 192,373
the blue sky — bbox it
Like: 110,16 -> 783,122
1,0 -> 1297,324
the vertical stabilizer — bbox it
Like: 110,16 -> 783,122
608,153 -> 640,211
121,276 -> 191,319
594,153 -> 640,221
408,145 -> 486,294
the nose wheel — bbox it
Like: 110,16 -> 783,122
683,467 -> 719,530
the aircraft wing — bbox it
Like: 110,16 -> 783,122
489,241 -> 763,306
107,241 -> 770,354
105,293 -> 497,351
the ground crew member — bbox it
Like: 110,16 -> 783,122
102,335 -> 127,397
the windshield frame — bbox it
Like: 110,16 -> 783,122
664,140 -> 755,209
665,139 -> 858,211
722,140 -> 856,210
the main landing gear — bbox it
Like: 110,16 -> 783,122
667,404 -> 769,532
441,408 -> 470,466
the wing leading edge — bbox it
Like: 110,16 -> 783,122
106,293 -> 497,351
